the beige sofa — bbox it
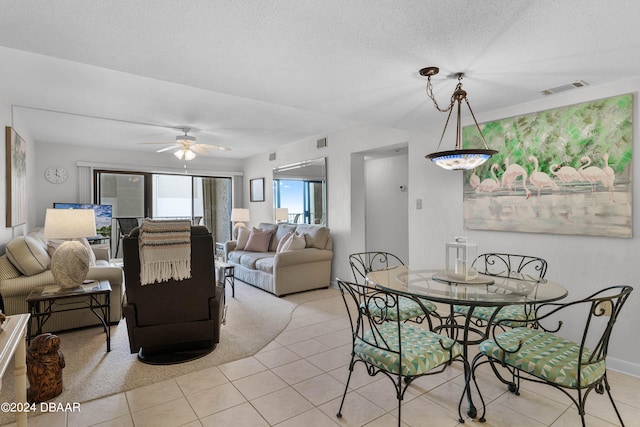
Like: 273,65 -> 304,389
0,231 -> 124,333
224,223 -> 333,296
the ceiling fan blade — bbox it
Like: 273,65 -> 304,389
196,143 -> 232,151
156,145 -> 179,153
190,145 -> 211,155
138,142 -> 176,145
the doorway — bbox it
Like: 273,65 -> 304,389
364,147 -> 409,262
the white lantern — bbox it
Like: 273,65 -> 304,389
445,237 -> 478,281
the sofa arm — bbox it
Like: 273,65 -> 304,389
224,241 -> 237,260
274,248 -> 333,268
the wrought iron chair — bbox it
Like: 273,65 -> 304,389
336,279 -> 464,426
471,285 -> 633,426
115,217 -> 140,258
349,251 -> 438,323
453,253 -> 548,326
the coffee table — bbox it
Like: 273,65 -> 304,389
26,280 -> 111,352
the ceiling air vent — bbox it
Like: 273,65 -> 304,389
541,80 -> 589,96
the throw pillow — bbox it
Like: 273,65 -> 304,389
295,225 -> 330,249
235,226 -> 251,250
280,232 -> 306,252
276,230 -> 295,253
47,239 -> 64,258
244,228 -> 273,252
79,238 -> 98,267
6,235 -> 51,276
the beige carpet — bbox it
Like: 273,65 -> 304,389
0,281 -> 339,426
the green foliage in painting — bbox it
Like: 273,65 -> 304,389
463,94 -> 633,182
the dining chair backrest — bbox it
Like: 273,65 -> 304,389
528,285 -> 633,364
117,218 -> 140,236
475,253 -> 547,282
349,251 -> 405,285
338,279 -> 402,346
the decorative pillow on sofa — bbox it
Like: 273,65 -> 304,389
276,230 -> 295,253
244,228 -> 273,252
295,225 -> 330,249
48,238 -> 96,267
235,226 -> 251,250
280,232 -> 306,252
6,235 -> 51,276
270,223 -> 295,252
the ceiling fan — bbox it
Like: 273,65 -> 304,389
139,128 -> 231,160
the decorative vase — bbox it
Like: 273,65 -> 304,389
50,241 -> 90,289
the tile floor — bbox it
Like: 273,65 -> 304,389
8,287 -> 640,427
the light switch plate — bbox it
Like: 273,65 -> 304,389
416,199 -> 423,209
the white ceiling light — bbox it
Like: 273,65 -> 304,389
174,147 -> 196,161
140,127 -> 231,160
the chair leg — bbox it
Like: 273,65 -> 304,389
336,357 -> 356,419
602,375 -> 625,427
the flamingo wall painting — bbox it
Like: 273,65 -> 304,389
462,93 -> 633,238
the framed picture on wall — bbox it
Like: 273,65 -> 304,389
462,93 -> 633,238
250,178 -> 265,202
5,127 -> 27,227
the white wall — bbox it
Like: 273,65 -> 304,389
243,123 -> 410,283
365,153 -> 409,261
409,77 -> 640,375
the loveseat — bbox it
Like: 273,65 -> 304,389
0,230 -> 124,332
224,223 -> 333,296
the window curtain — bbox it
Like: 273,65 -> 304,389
202,178 -> 232,243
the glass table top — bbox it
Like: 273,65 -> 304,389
366,266 -> 568,307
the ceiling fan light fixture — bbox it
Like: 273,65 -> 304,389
174,147 -> 196,161
420,66 -> 497,171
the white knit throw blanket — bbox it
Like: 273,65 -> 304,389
139,219 -> 192,285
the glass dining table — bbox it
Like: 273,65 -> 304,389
366,265 -> 568,422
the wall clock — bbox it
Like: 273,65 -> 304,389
44,166 -> 68,184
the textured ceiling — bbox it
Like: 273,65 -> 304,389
0,1 -> 638,159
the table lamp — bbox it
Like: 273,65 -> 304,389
275,208 -> 289,223
230,208 -> 250,240
44,208 -> 97,289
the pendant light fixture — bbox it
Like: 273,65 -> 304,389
421,67 -> 497,170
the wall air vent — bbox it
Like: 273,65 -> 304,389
541,80 -> 589,96
269,152 -> 276,161
317,137 -> 327,149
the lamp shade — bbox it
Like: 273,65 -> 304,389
231,208 -> 250,222
44,208 -> 97,238
275,208 -> 289,222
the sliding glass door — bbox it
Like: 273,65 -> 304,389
95,171 -> 232,255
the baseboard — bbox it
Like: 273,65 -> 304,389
607,356 -> 640,378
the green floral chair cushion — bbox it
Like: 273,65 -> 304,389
454,304 -> 532,326
479,327 -> 605,388
354,322 -> 462,376
368,296 -> 437,321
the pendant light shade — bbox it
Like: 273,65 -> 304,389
421,67 -> 497,170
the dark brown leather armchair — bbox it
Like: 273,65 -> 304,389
122,225 -> 223,364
